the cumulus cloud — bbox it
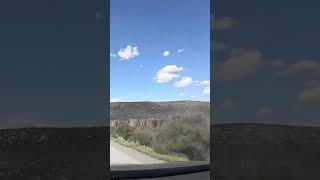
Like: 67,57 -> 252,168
179,93 -> 184,96
277,60 -> 320,76
194,80 -> 211,95
163,50 -> 170,56
173,77 -> 193,88
203,87 -> 210,95
198,80 -> 210,86
117,45 -> 140,60
212,15 -> 234,31
216,48 -> 264,81
177,49 -> 185,54
190,96 -> 196,99
154,65 -> 183,83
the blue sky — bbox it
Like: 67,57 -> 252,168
110,0 -> 210,102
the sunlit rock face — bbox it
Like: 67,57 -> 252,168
111,118 -> 165,129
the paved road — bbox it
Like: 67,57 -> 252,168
110,141 -> 164,165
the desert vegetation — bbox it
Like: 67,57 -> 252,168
111,114 -> 210,161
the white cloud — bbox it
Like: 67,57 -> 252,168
154,65 -> 183,83
196,80 -> 210,94
190,96 -> 196,99
203,87 -> 210,95
179,93 -> 184,96
110,53 -> 117,58
177,49 -> 185,54
198,80 -> 210,86
173,77 -> 193,88
163,51 -> 170,56
110,97 -> 124,102
117,45 -> 140,60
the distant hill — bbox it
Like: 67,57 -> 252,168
110,101 -> 210,121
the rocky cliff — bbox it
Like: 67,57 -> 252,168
111,118 -> 165,129
110,101 -> 210,129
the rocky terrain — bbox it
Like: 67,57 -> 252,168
110,101 -> 211,161
2,100 -> 319,180
0,127 -> 108,180
110,101 -> 210,129
212,124 -> 320,180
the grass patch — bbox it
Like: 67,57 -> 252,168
111,136 -> 187,162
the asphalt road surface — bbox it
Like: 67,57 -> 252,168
110,141 -> 164,165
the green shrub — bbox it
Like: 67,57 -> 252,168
110,127 -> 118,138
110,115 -> 210,161
129,130 -> 154,147
116,122 -> 134,140
153,115 -> 210,161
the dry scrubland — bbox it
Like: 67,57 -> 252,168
1,101 -> 319,180
111,115 -> 210,161
110,101 -> 211,161
111,102 -> 320,180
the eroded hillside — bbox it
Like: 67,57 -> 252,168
110,101 -> 210,129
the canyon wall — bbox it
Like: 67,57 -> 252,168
110,118 -> 165,129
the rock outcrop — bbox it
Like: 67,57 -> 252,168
110,101 -> 210,130
111,118 -> 165,129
